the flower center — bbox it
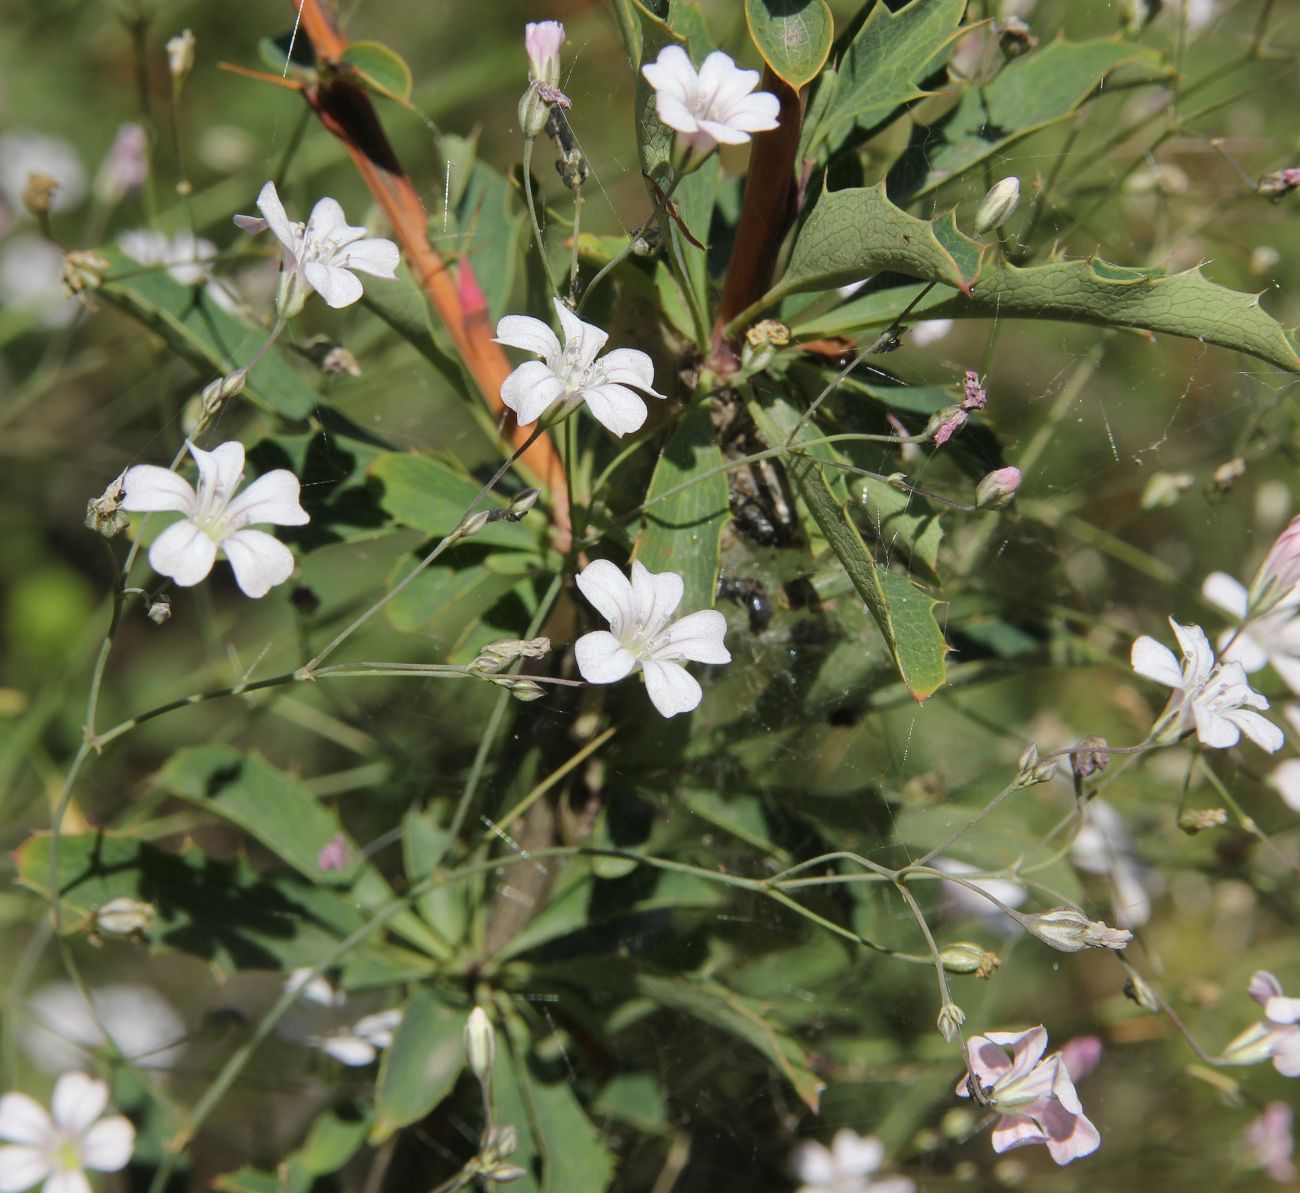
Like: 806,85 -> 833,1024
192,469 -> 242,541
54,1133 -> 83,1172
554,341 -> 602,394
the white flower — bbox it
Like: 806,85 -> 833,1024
1070,799 -> 1159,929
118,229 -> 239,313
640,46 -> 780,152
525,21 -> 565,85
0,236 -> 76,329
234,180 -> 399,315
0,131 -> 87,216
0,1071 -> 134,1193
284,968 -> 347,1009
791,1128 -> 915,1193
312,1010 -> 402,1067
278,972 -> 401,1067
573,560 -> 731,718
120,440 -> 309,598
1130,618 -> 1284,752
495,298 -> 664,437
1221,971 -> 1300,1076
1268,712 -> 1300,810
22,983 -> 185,1076
1203,571 -> 1300,695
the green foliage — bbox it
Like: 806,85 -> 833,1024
745,0 -> 834,89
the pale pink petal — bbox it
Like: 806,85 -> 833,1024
0,1145 -> 51,1192
990,1115 -> 1048,1153
1039,1101 -> 1101,1164
1268,759 -> 1300,811
233,214 -> 268,235
303,261 -> 363,308
599,347 -> 661,395
223,470 -> 309,528
653,609 -> 731,664
495,314 -> 561,359
1059,1036 -> 1102,1083
0,1094 -> 52,1146
581,383 -> 648,437
50,1072 -> 107,1134
991,1027 -> 1049,1074
1251,972 -> 1285,1006
641,658 -> 702,717
1266,996 -> 1300,1025
573,630 -> 638,685
43,1171 -> 90,1193
1130,636 -> 1182,688
965,1035 -> 1014,1086
148,520 -> 217,587
1202,571 -> 1250,619
500,360 -> 565,425
1271,1032 -> 1300,1077
575,559 -> 637,633
119,465 -> 196,515
630,561 -> 683,634
553,298 -> 607,367
254,181 -> 297,251
222,529 -> 295,598
339,237 -> 399,279
81,1117 -> 135,1172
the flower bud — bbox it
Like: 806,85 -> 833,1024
1248,515 -> 1300,614
939,941 -> 1001,979
1071,736 -> 1109,780
147,596 -> 172,625
85,471 -> 130,539
1140,470 -> 1194,510
167,29 -> 196,84
1220,1021 -> 1275,1068
483,1165 -> 527,1184
974,177 -> 1020,234
498,677 -> 546,702
976,466 -> 1021,509
470,637 -> 552,675
1014,743 -> 1057,787
926,404 -> 967,447
465,1006 -> 497,1083
506,488 -> 541,522
1257,168 -> 1300,200
198,369 -> 247,420
1014,906 -> 1133,953
938,1001 -> 966,1043
93,896 -> 155,937
458,509 -> 494,539
1122,0 -> 1162,37
525,21 -> 565,86
518,84 -> 552,140
1212,456 -> 1246,494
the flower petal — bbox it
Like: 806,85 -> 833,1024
223,470 -> 309,528
599,348 -> 662,395
51,1072 -> 107,1135
1170,619 -> 1216,684
119,465 -> 197,515
697,118 -> 753,146
494,314 -> 561,359
990,1115 -> 1048,1154
148,520 -> 217,588
1130,635 -> 1182,688
1251,971 -> 1285,1006
0,1095 -> 51,1147
232,213 -> 268,235
316,1035 -> 377,1066
1192,703 -> 1240,749
641,659 -> 703,718
574,630 -> 638,685
722,92 -> 781,133
304,196 -> 353,244
641,45 -> 695,104
1203,571 -> 1250,618
190,440 -> 245,504
575,559 -> 637,634
255,181 -> 297,252
1270,652 -> 1300,697
553,297 -> 608,367
789,1140 -> 835,1185
1222,707 -> 1285,753
653,608 -> 730,665
303,261 -> 363,308
43,1170 -> 91,1193
630,562 -> 684,636
221,529 -> 295,598
500,360 -> 565,426
653,93 -> 701,135
81,1117 -> 135,1173
1268,759 -> 1300,811
339,237 -> 399,279
353,1009 -> 402,1046
0,1145 -> 52,1192
581,384 -> 648,437
829,1128 -> 883,1176
1039,1102 -> 1101,1165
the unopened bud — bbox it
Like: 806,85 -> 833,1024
939,941 -> 1001,979
976,466 -> 1021,510
147,596 -> 172,625
499,677 -> 546,702
506,488 -> 541,521
937,1001 -> 966,1043
1122,0 -> 1162,37
483,1165 -> 527,1184
484,1124 -> 517,1158
85,471 -> 130,538
927,404 -> 967,447
1071,736 -> 1109,780
974,177 -> 1020,235
465,1006 -> 497,1083
167,29 -> 196,84
1257,168 -> 1300,200
1015,906 -> 1133,953
1248,514 -> 1300,614
1178,807 -> 1228,834
470,637 -> 552,676
93,896 -> 155,937
61,250 -> 109,297
1014,743 -> 1057,787
458,510 -> 493,539
1123,971 -> 1160,1013
199,369 -> 247,418
1220,1021 -> 1275,1068
961,370 -> 987,411
525,21 -> 565,87
518,84 -> 552,140
997,17 -> 1038,58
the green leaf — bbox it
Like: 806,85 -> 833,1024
98,249 -> 317,419
745,0 -> 833,89
635,402 -> 729,613
899,37 -> 1167,201
921,258 -> 1300,375
14,833 -> 434,980
517,1059 -> 616,1193
371,990 -> 467,1142
803,0 -> 964,155
854,475 -> 943,581
765,184 -> 981,309
635,973 -> 823,1111
339,40 -> 413,102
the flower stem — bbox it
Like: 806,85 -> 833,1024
521,136 -> 562,300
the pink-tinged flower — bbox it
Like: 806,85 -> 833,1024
976,466 -> 1021,509
96,123 -> 148,201
1059,1036 -> 1102,1083
1244,1103 -> 1296,1183
1202,571 -> 1300,695
1252,515 -> 1300,608
961,370 -> 987,411
525,21 -> 565,85
956,1027 -> 1100,1165
790,1128 -> 915,1193
1221,971 -> 1300,1076
641,46 -> 780,153
121,440 -> 309,598
1130,619 -> 1284,752
931,407 -> 966,446
234,181 -> 399,316
317,834 -> 350,873
495,298 -> 664,437
0,1070 -> 135,1193
573,560 -> 731,718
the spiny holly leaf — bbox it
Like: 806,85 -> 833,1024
803,0 -> 965,157
921,258 -> 1300,374
745,0 -> 834,90
760,183 -> 981,315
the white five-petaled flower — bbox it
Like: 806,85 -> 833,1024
573,560 -> 731,718
0,1070 -> 135,1193
790,1128 -> 914,1193
1130,618 -> 1284,752
121,440 -> 309,598
957,1027 -> 1100,1166
641,46 -> 780,153
495,298 -> 665,437
234,180 -> 399,316
1221,971 -> 1300,1076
